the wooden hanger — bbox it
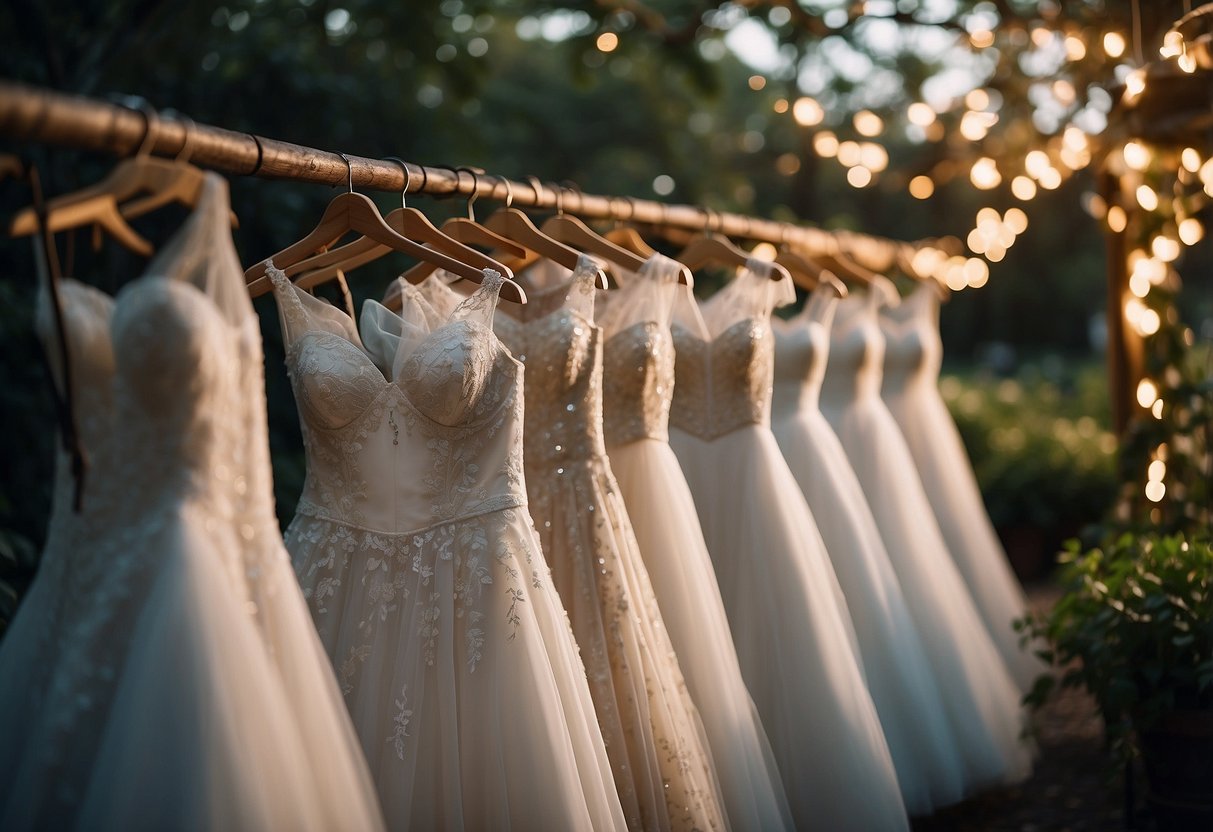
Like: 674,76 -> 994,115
482,177 -> 609,290
244,154 -> 525,305
286,159 -> 515,291
677,210 -> 789,282
544,186 -> 693,286
604,197 -> 657,258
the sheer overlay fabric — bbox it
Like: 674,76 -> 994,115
880,284 -> 1043,690
272,263 -> 625,831
771,286 -> 968,814
820,280 -> 1033,790
667,263 -> 909,831
599,254 -> 793,832
421,258 -> 728,832
0,174 -> 384,832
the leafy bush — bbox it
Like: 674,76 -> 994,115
1020,533 -> 1213,760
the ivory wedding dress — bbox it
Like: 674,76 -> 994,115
667,263 -> 908,832
271,265 -> 625,831
771,285 -> 967,815
820,281 -> 1033,790
0,174 -> 384,832
880,283 -> 1042,690
420,258 -> 728,832
599,254 -> 793,832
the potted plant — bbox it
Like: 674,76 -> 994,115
1020,533 -> 1213,829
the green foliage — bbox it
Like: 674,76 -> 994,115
943,362 -> 1117,537
1021,533 -> 1213,761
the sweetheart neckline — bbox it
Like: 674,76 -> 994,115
670,316 -> 764,346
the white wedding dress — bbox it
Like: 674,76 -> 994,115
880,283 -> 1042,690
271,264 -> 625,831
771,284 -> 967,815
667,263 -> 908,832
820,281 -> 1033,790
0,174 -> 384,832
419,259 -> 728,832
599,254 -> 793,832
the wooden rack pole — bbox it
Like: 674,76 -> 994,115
0,80 -> 920,271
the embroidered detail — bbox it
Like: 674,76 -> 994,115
388,683 -> 414,759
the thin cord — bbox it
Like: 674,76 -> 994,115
1131,0 -> 1143,65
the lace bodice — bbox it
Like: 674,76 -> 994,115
772,285 -> 839,418
599,254 -> 685,447
880,283 -> 942,396
669,261 -> 795,440
270,265 -> 526,534
822,287 -> 889,405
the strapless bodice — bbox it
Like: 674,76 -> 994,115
670,317 -> 774,439
602,320 -> 674,446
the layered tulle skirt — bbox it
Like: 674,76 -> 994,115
670,424 -> 909,831
608,438 -> 793,831
288,506 -> 626,831
773,409 -> 967,813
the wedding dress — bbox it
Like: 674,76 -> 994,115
599,254 -> 793,832
667,263 -> 909,831
771,285 -> 967,814
0,174 -> 384,831
820,281 -> 1033,790
420,258 -> 728,832
880,283 -> 1042,690
270,264 -> 625,831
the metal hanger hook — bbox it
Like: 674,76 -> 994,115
174,114 -> 196,163
339,153 -> 354,193
524,175 -> 545,210
383,156 -> 410,209
499,175 -> 514,209
456,166 -> 480,220
134,100 -> 159,159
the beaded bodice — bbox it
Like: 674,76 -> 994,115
492,256 -> 607,472
270,265 -> 526,535
880,283 -> 942,397
772,285 -> 839,418
669,262 -> 794,440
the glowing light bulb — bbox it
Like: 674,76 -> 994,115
1136,377 -> 1158,408
813,131 -> 839,157
1123,141 -> 1151,171
1179,51 -> 1197,73
1011,176 -> 1037,201
859,142 -> 888,172
854,110 -> 884,137
970,29 -> 995,49
1025,150 -> 1051,179
1136,185 -> 1159,211
1161,31 -> 1184,59
1065,34 -> 1087,61
1182,147 -> 1202,172
837,141 -> 862,167
1004,207 -> 1028,234
967,228 -> 987,254
1107,205 -> 1127,232
909,175 -> 934,199
964,258 -> 989,288
1152,399 -> 1164,418
1145,480 -> 1166,502
1038,167 -> 1062,190
907,102 -> 935,127
965,88 -> 990,111
793,97 -> 824,126
1123,69 -> 1146,103
1129,271 -> 1151,298
1137,308 -> 1161,335
847,165 -> 873,188
596,32 -> 619,52
1104,31 -> 1127,58
970,157 -> 1001,190
1152,235 -> 1180,262
1179,217 -> 1204,245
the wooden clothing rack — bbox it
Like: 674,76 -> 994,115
0,80 -> 924,273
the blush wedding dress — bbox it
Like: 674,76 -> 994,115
271,264 -> 625,831
880,283 -> 1042,691
667,263 -> 908,832
0,174 -> 384,832
820,280 -> 1033,790
599,253 -> 793,832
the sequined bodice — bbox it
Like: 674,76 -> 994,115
670,318 -> 774,439
881,286 -> 942,396
497,303 -> 606,471
822,294 -> 885,404
602,321 -> 674,446
271,267 -> 526,535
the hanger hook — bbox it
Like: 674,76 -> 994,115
499,175 -> 514,209
136,102 -> 159,159
338,153 -> 354,193
172,113 -> 196,163
525,175 -> 545,210
456,166 -> 481,220
383,156 -> 410,209
551,182 -> 564,216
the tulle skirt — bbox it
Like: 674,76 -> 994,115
773,409 -> 967,814
288,506 -> 626,831
822,396 -> 1034,789
526,456 -> 728,832
670,424 -> 909,832
885,386 -> 1043,690
607,438 -> 794,831
1,499 -> 368,832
